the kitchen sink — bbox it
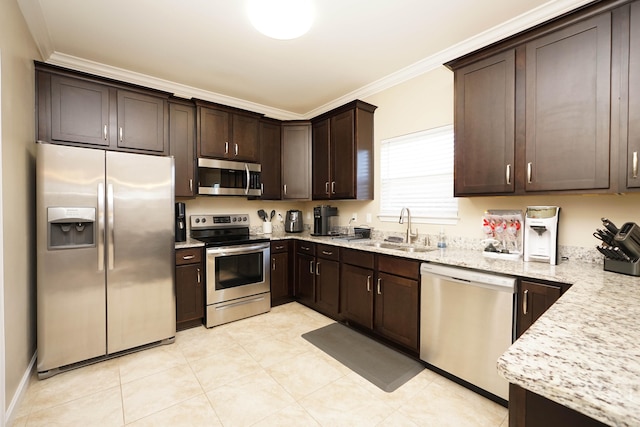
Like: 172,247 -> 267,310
361,242 -> 435,253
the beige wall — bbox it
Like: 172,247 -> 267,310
184,65 -> 640,250
0,0 -> 40,412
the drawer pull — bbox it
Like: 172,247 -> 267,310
321,250 -> 333,256
275,245 -> 285,250
182,255 -> 195,260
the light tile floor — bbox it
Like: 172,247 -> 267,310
12,302 -> 508,426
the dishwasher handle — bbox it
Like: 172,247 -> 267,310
420,263 -> 515,293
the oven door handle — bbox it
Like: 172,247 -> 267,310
207,243 -> 269,255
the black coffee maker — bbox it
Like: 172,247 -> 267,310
175,202 -> 186,242
313,205 -> 338,236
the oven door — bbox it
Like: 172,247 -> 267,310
206,242 -> 270,304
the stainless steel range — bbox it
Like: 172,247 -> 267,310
190,214 -> 271,327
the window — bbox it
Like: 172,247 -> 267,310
379,125 -> 458,224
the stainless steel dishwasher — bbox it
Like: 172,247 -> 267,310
420,263 -> 515,401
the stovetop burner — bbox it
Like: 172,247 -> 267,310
190,214 -> 270,247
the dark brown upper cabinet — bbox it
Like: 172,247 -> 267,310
446,0 -> 640,196
311,100 -> 377,200
453,50 -> 516,196
36,62 -> 169,155
258,118 -> 282,199
195,101 -> 262,163
169,99 -> 196,197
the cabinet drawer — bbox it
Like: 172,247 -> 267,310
342,248 -> 374,269
271,240 -> 290,254
377,255 -> 420,280
296,240 -> 316,255
317,244 -> 339,261
176,247 -> 203,265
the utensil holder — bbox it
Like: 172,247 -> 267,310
263,222 -> 272,234
604,258 -> 640,276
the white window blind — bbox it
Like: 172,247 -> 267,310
379,125 -> 458,224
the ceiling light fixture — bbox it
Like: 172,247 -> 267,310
247,0 -> 315,40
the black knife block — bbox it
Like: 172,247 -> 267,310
604,258 -> 640,276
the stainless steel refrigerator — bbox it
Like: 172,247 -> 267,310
36,142 -> 176,378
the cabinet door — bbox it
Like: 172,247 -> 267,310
282,123 -> 311,199
50,75 -> 110,146
170,102 -> 196,197
330,110 -> 356,199
232,114 -> 259,162
341,263 -> 374,329
259,120 -> 282,199
295,252 -> 315,306
116,90 -> 166,153
627,2 -> 640,188
454,50 -> 515,195
525,13 -> 611,191
312,119 -> 331,199
374,272 -> 419,351
516,280 -> 562,338
199,107 -> 229,158
315,259 -> 340,318
175,263 -> 204,325
270,252 -> 290,305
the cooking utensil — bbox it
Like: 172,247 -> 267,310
270,210 -> 275,221
257,209 -> 268,222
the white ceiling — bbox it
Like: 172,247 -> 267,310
18,0 -> 593,119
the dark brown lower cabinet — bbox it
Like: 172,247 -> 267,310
294,241 -> 316,307
175,247 -> 204,330
314,244 -> 340,319
270,241 -> 293,306
341,249 -> 420,353
516,279 -> 569,338
509,384 -> 608,427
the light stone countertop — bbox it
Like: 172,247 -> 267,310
269,232 -> 640,427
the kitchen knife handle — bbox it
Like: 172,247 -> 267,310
523,289 -> 529,315
366,275 -> 371,292
506,164 -> 511,185
97,183 -> 105,271
107,183 -> 115,270
527,162 -> 533,184
377,278 -> 382,295
633,151 -> 638,179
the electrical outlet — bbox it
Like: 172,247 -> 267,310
352,213 -> 358,222
366,213 -> 372,223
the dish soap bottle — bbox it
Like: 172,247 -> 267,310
437,227 -> 447,248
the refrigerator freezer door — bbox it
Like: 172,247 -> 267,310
37,143 -> 107,372
105,151 -> 176,353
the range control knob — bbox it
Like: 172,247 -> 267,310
201,218 -> 206,223
195,218 -> 200,223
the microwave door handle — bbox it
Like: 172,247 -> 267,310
245,163 -> 250,195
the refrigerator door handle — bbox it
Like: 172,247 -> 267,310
107,183 -> 115,270
97,183 -> 105,271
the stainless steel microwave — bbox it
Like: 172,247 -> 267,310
198,158 -> 262,196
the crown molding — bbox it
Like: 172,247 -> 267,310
31,0 -> 593,120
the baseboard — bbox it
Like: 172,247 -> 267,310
5,351 -> 36,426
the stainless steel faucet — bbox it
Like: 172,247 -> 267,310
399,207 -> 418,244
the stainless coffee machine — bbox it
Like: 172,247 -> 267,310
523,206 -> 560,265
313,205 -> 338,236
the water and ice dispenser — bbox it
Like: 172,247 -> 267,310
47,207 -> 96,249
523,206 -> 560,265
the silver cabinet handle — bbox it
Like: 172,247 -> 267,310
272,258 -> 276,271
261,183 -> 264,194
316,262 -> 320,276
506,164 -> 511,185
331,181 -> 336,194
225,141 -> 229,154
103,124 -> 108,140
275,245 -> 285,250
107,183 -> 115,270
377,278 -> 382,295
283,184 -> 287,195
325,182 -> 329,195
235,143 -> 239,157
633,151 -> 638,179
321,250 -> 333,256
97,183 -> 105,271
309,260 -> 314,274
189,179 -> 193,192
182,255 -> 195,260
197,268 -> 201,284
301,245 -> 311,251
119,127 -> 123,142
527,162 -> 533,184
523,289 -> 529,315
366,275 -> 371,292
